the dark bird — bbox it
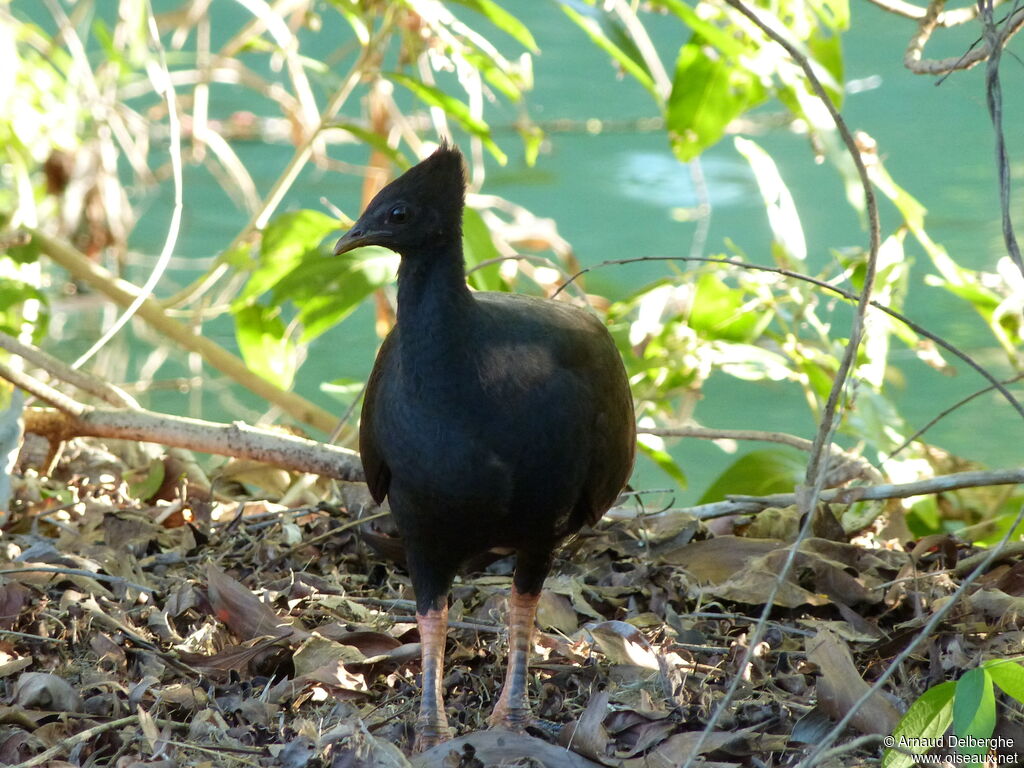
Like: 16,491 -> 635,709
333,143 -> 635,751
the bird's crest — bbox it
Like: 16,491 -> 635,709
389,141 -> 466,210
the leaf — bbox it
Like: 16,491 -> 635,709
241,210 -> 340,303
282,248 -> 398,342
984,659 -> 1024,704
697,449 -> 806,505
667,41 -> 767,162
807,628 -> 900,735
586,620 -> 659,669
734,136 -> 806,263
557,0 -> 659,102
386,73 -> 507,164
450,0 -> 538,52
234,304 -> 298,390
689,272 -> 772,342
953,667 -> 996,755
649,0 -> 748,58
462,207 -> 505,291
206,564 -> 304,642
123,459 -> 166,503
882,681 -> 955,768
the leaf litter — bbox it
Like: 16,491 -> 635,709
1,439 -> 1022,766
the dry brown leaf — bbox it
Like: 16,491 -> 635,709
0,582 -> 31,631
661,536 -> 781,581
586,620 -> 659,669
293,634 -> 366,676
620,730 -> 745,768
806,628 -> 899,735
206,563 -> 306,641
12,672 -> 81,712
560,688 -> 611,761
537,589 -> 579,634
178,635 -> 285,677
963,588 -> 1024,620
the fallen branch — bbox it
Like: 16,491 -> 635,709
22,406 -> 362,482
728,467 -> 1024,508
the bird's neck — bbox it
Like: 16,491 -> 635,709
395,243 -> 474,374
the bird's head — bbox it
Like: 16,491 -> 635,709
333,142 -> 467,259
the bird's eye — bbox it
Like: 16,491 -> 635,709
387,205 -> 409,224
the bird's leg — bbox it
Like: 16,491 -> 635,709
488,586 -> 541,730
414,605 -> 451,751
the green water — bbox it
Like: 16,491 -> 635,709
56,2 -> 1024,501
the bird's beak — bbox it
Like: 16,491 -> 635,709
333,225 -> 384,256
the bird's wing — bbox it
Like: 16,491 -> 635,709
359,332 -> 396,505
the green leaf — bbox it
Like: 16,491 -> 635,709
808,0 -> 850,30
953,668 -> 996,755
648,0 -> 748,58
328,122 -> 410,169
450,0 -> 538,52
124,459 -> 166,503
734,137 -> 806,264
241,210 -> 341,303
557,0 -> 659,102
667,41 -> 767,162
984,659 -> 1024,704
462,208 -> 505,292
882,681 -> 955,768
267,247 -> 397,342
689,272 -> 773,342
697,449 -> 805,505
234,304 -> 298,390
637,437 -> 687,488
387,73 -> 507,164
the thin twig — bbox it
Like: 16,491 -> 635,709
0,567 -> 155,594
679,2 -> 883,763
980,0 -> 1024,279
865,0 -> 1003,24
8,714 -> 140,768
642,425 -> 882,484
71,5 -> 185,369
0,361 -> 85,417
887,373 -> 1024,460
727,467 -> 1024,506
0,629 -> 62,643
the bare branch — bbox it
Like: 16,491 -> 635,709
980,0 -> 1024,278
0,362 -> 84,417
641,425 -> 882,485
0,331 -> 139,409
864,0 -> 1004,26
22,407 -> 362,482
904,0 -> 1024,75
